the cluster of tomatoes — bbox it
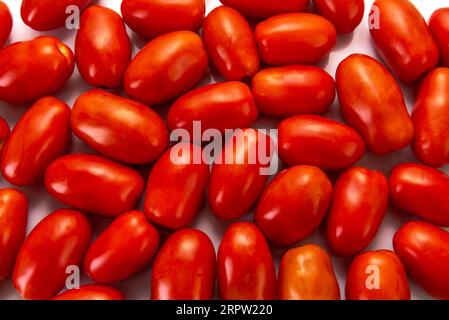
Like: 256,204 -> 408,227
1,0 -> 449,301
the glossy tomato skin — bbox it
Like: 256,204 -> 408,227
203,6 -> 259,81
124,31 -> 208,106
45,154 -> 144,217
278,115 -> 365,170
52,285 -> 125,300
255,13 -> 336,66
13,209 -> 91,300
336,54 -> 414,155
220,0 -> 310,20
326,167 -> 388,256
393,221 -> 449,299
84,211 -> 160,283
0,37 -> 75,105
208,129 -> 273,220
314,0 -> 364,34
429,9 -> 449,67
1,97 -> 71,186
369,0 -> 439,82
279,245 -> 340,300
152,229 -> 216,300
252,65 -> 335,117
390,163 -> 449,227
412,68 -> 449,167
0,1 -> 12,48
0,189 -> 28,281
346,250 -> 410,300
72,90 -> 168,164
75,6 -> 131,88
168,82 -> 258,136
144,143 -> 210,230
255,165 -> 333,246
0,116 -> 10,154
121,0 -> 204,39
218,222 -> 276,300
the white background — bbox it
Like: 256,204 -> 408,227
0,0 -> 447,300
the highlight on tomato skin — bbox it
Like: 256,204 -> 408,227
51,285 -> 125,300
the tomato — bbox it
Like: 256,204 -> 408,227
412,68 -> 449,167
279,245 -> 340,300
429,8 -> 449,67
1,97 -> 71,186
13,209 -> 91,300
121,0 -> 205,39
124,31 -> 208,106
52,285 -> 125,300
255,165 -> 333,246
314,0 -> 364,34
346,250 -> 410,300
203,6 -> 259,81
393,221 -> 449,299
0,37 -> 75,105
152,229 -> 215,300
72,90 -> 168,164
217,222 -> 276,300
75,6 -> 131,88
208,128 -> 272,220
0,116 -> 10,154
84,211 -> 160,283
0,1 -> 12,48
45,154 -> 144,217
390,163 -> 449,227
144,143 -> 210,230
168,82 -> 258,136
21,0 -> 93,31
255,13 -> 336,66
278,115 -> 365,170
0,189 -> 28,282
369,0 -> 439,82
220,0 -> 310,20
251,65 -> 335,117
336,54 -> 414,155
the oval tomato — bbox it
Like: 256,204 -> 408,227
52,285 -> 125,300
0,116 -> 10,154
0,1 -> 12,48
314,0 -> 364,34
429,8 -> 449,67
220,0 -> 310,20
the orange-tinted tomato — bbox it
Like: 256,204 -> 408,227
369,0 -> 439,82
0,116 -> 10,154
52,285 -> 125,300
84,211 -> 160,283
346,250 -> 410,300
429,8 -> 449,67
45,154 -> 144,217
412,68 -> 449,167
255,13 -> 336,66
336,54 -> 414,155
1,97 -> 71,186
203,6 -> 259,81
217,222 -> 276,300
252,65 -> 335,117
0,1 -> 12,48
390,163 -> 449,227
279,245 -> 340,300
314,0 -> 364,34
13,209 -> 91,300
326,167 -> 388,256
0,37 -> 75,105
151,229 -> 216,300
75,6 -> 131,88
220,0 -> 310,20
72,90 -> 168,165
393,221 -> 449,299
144,143 -> 210,230
255,165 -> 333,246
124,31 -> 208,106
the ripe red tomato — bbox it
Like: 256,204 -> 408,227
52,285 -> 125,300
346,250 -> 410,300
429,8 -> 449,67
218,222 -> 276,300
0,116 -> 10,154
0,1 -> 12,48
314,0 -> 364,34
279,245 -> 340,300
1,97 -> 71,186
13,209 -> 91,300
75,6 -> 132,88
152,229 -> 216,300
45,154 -> 144,217
84,211 -> 160,283
220,0 -> 310,20
72,90 -> 168,164
336,54 -> 414,155
326,167 -> 388,256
